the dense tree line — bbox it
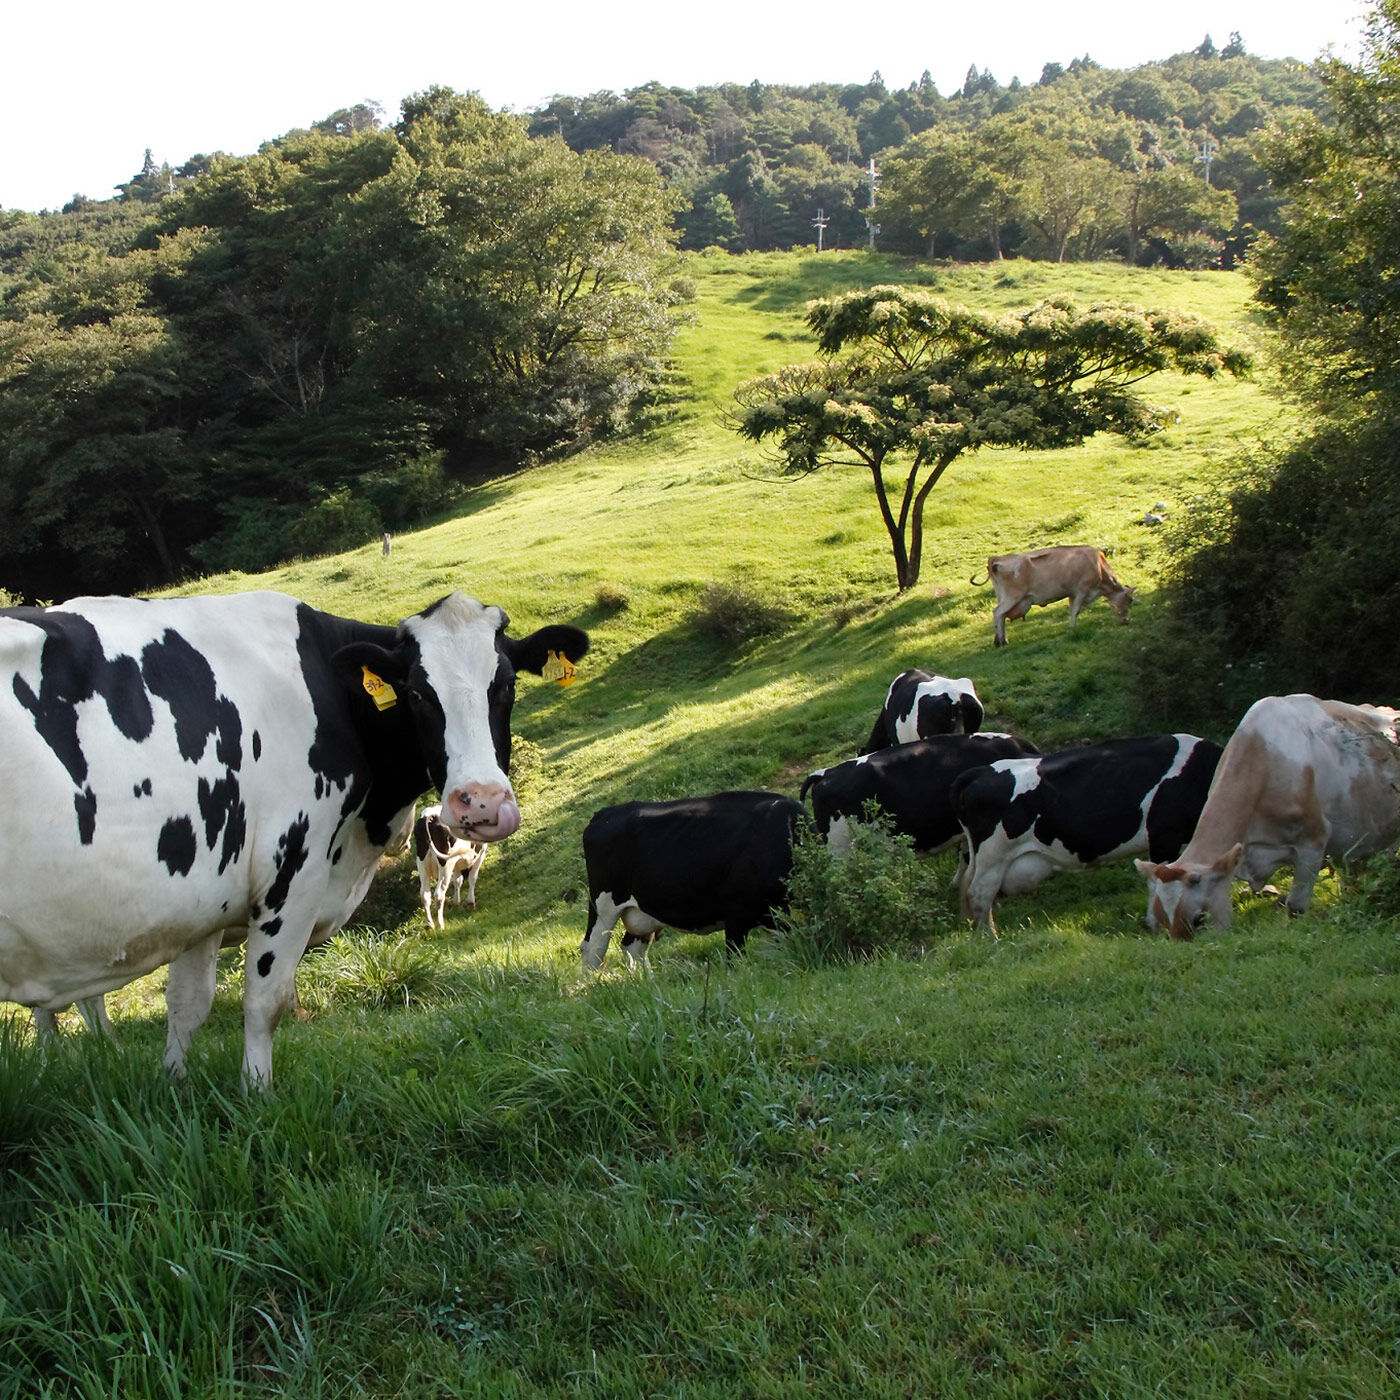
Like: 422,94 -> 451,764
1152,0 -> 1400,709
0,91 -> 681,600
531,39 -> 1323,266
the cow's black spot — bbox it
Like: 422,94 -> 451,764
331,847 -> 343,866
141,630 -> 222,765
197,774 -> 247,873
314,774 -> 324,800
133,777 -> 153,798
252,730 -> 262,761
158,816 -> 197,876
74,787 -> 97,845
257,952 -> 275,977
264,814 -> 311,914
260,918 -> 282,938
214,696 -> 243,772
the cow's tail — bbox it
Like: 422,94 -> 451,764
969,567 -> 990,587
799,770 -> 824,804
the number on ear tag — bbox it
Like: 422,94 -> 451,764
542,650 -> 576,686
361,666 -> 398,710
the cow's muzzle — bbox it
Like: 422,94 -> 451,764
445,783 -> 520,842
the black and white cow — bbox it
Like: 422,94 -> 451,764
801,733 -> 1039,852
413,802 -> 487,929
952,734 -> 1223,932
580,791 -> 804,969
0,590 -> 587,1086
860,670 -> 984,754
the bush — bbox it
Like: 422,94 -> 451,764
776,809 -> 951,967
691,580 -> 795,646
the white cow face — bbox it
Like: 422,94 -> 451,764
1134,844 -> 1243,938
339,593 -> 588,844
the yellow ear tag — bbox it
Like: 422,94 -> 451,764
361,666 -> 398,711
542,650 -> 576,687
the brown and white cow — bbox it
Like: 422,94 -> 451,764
973,545 -> 1134,646
413,803 -> 487,929
1135,694 -> 1400,938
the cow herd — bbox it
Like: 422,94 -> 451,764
5,569 -> 1400,1089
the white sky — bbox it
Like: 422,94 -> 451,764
3,0 -> 1367,214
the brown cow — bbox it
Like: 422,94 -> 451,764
1135,694 -> 1400,938
973,545 -> 1134,646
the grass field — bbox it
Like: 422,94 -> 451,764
6,251 -> 1398,1398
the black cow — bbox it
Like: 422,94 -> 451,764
580,791 -> 803,969
953,734 -> 1223,932
0,590 -> 587,1086
859,669 -> 984,754
801,733 -> 1039,852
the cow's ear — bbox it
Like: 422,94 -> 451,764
504,625 -> 590,676
332,641 -> 410,685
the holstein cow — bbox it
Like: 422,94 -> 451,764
953,734 -> 1223,932
972,545 -> 1134,646
1135,694 -> 1400,938
413,802 -> 487,929
0,590 -> 587,1085
859,669 -> 984,754
580,791 -> 803,969
801,733 -> 1039,853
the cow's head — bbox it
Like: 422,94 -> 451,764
1134,844 -> 1242,938
338,594 -> 588,842
1110,587 -> 1137,623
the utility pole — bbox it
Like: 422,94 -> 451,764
812,207 -> 829,251
1197,135 -> 1217,185
865,157 -> 881,250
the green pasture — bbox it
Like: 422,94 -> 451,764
6,251 -> 1397,1398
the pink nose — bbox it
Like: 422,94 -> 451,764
445,783 -> 520,841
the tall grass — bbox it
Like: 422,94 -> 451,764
8,252 -> 1388,1397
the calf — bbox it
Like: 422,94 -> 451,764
1136,694 -> 1400,937
953,734 -> 1223,932
801,733 -> 1039,853
859,670 -> 984,754
580,791 -> 803,969
973,545 -> 1134,646
413,803 -> 487,929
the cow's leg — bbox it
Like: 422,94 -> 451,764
993,598 -> 1029,646
433,873 -> 450,929
418,859 -> 438,930
581,889 -> 627,970
163,930 -> 224,1078
959,852 -> 1002,933
77,996 -> 112,1034
31,1008 -> 59,1039
619,906 -> 663,965
723,915 -> 757,954
826,815 -> 856,852
464,854 -> 482,908
242,899 -> 319,1088
1067,588 -> 1096,628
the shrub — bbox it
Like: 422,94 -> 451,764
691,580 -> 794,646
776,809 -> 951,967
593,582 -> 630,613
297,929 -> 457,1011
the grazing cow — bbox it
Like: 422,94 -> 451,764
953,734 -> 1223,932
413,803 -> 487,929
1135,694 -> 1400,938
972,545 -> 1134,646
801,733 -> 1039,853
580,791 -> 803,969
859,670 -> 984,754
0,590 -> 587,1085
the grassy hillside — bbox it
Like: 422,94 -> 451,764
8,252 -> 1398,1398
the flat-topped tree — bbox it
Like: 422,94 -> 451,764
734,286 -> 1249,591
